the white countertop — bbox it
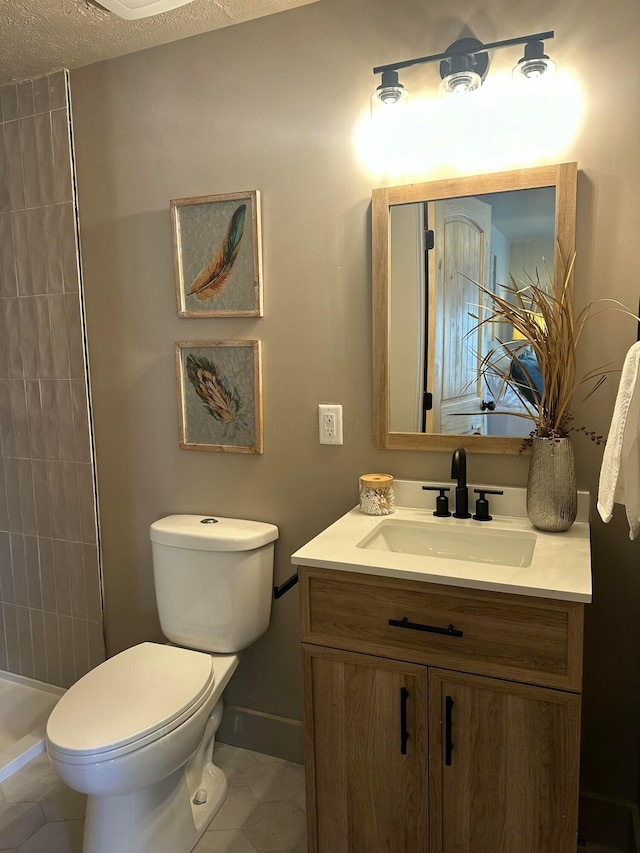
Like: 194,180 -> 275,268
291,480 -> 592,603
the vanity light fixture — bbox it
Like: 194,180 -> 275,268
372,30 -> 555,105
513,40 -> 557,80
438,37 -> 488,94
371,69 -> 409,119
374,70 -> 409,106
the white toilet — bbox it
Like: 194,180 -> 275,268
46,515 -> 279,853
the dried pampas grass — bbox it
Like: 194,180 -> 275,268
470,248 -> 634,439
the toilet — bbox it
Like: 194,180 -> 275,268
46,515 -> 279,853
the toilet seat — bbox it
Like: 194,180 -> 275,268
47,643 -> 215,763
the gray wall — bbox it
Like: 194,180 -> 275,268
70,0 -> 640,805
0,72 -> 104,687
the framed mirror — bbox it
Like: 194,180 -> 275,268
372,162 -> 577,454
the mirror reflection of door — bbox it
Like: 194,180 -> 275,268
378,166 -> 576,452
389,204 -> 426,432
429,197 -> 490,435
388,187 -> 556,438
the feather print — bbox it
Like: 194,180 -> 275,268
186,354 -> 248,435
189,204 -> 246,301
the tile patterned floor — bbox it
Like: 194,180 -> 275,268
0,745 -> 628,853
0,743 -> 306,852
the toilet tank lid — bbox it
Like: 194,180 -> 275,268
150,515 -> 279,551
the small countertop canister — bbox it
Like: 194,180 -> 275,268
359,474 -> 395,516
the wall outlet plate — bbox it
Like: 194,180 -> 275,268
319,404 -> 343,445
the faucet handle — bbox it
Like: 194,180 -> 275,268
422,485 -> 451,518
472,488 -> 504,522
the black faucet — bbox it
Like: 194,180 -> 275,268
451,447 -> 471,519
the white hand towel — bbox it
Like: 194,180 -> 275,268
597,341 -> 640,539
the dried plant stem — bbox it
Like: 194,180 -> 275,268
470,248 -> 635,438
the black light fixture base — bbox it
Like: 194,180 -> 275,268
372,29 -> 555,102
373,29 -> 553,77
439,38 -> 489,83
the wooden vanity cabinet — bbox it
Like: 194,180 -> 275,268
302,646 -> 428,852
299,566 -> 584,853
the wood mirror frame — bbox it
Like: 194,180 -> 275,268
372,162 -> 577,454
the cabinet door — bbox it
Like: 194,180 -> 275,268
302,644 -> 428,853
429,669 -> 581,853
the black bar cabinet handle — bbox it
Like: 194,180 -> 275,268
388,616 -> 463,638
273,572 -> 298,599
400,687 -> 409,755
445,695 -> 454,766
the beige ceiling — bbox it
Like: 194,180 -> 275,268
0,0 -> 320,85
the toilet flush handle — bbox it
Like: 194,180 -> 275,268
273,571 -> 299,599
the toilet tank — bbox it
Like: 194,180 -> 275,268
150,515 -> 279,653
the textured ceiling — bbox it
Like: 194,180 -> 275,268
0,0 -> 320,85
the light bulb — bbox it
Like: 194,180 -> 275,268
440,70 -> 482,95
372,70 -> 408,108
513,41 -> 557,81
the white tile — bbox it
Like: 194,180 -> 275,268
214,747 -> 279,785
2,744 -> 308,853
17,819 -> 83,853
243,802 -> 306,853
0,801 -> 45,848
41,787 -> 86,822
2,762 -> 61,804
207,784 -> 258,831
195,828 -> 258,853
293,783 -> 305,813
244,763 -> 304,803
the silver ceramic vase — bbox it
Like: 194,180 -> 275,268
526,436 -> 577,532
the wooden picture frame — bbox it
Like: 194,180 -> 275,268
372,162 -> 577,454
171,191 -> 262,317
175,340 -> 263,454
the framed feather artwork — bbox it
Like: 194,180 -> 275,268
171,191 -> 263,317
175,340 -> 263,453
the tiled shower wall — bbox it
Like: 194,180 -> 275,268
0,71 -> 104,688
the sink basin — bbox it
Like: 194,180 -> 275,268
291,480 -> 592,602
357,518 -> 536,568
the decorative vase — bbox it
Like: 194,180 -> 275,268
526,436 -> 577,532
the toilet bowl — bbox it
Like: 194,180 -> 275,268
46,516 -> 278,853
47,643 -> 238,852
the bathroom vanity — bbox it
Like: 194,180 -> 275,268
292,481 -> 591,853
